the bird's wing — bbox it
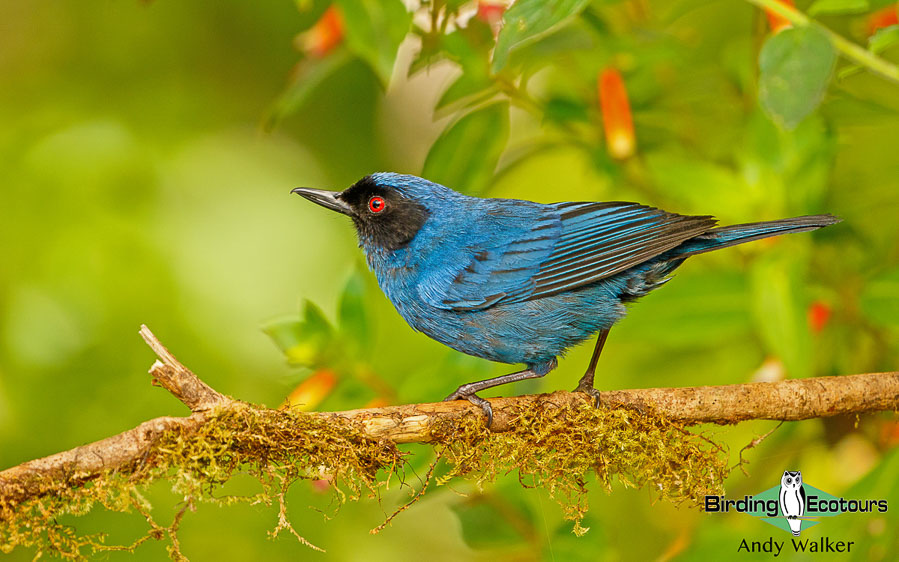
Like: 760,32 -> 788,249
416,210 -> 560,311
420,201 -> 716,311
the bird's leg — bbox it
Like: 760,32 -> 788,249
444,363 -> 554,427
575,328 -> 610,407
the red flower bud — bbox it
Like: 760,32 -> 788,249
807,301 -> 831,334
867,4 -> 898,36
598,67 -> 636,160
298,5 -> 344,58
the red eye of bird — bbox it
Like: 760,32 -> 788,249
368,196 -> 385,213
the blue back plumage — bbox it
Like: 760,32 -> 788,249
334,173 -> 839,369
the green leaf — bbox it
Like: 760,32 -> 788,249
451,491 -> 535,548
869,24 -> 899,53
422,102 -> 509,193
263,51 -> 352,131
758,26 -> 836,130
335,0 -> 411,85
263,302 -> 334,367
808,0 -> 869,15
543,96 -> 589,124
338,272 -> 370,344
616,270 -> 753,347
492,0 -> 590,72
749,255 -> 813,379
860,267 -> 899,328
837,25 -> 899,79
434,27 -> 497,111
436,74 -> 496,111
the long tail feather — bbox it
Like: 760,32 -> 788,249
674,214 -> 841,258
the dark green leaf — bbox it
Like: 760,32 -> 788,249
335,0 -> 412,84
303,300 -> 332,333
436,74 -> 496,111
749,256 -> 813,379
263,51 -> 352,131
338,272 -> 370,344
422,102 -> 509,193
433,27 -> 496,110
451,492 -> 535,548
543,96 -> 589,124
838,25 -> 899,79
808,0 -> 869,15
860,267 -> 899,327
505,24 -> 593,69
758,26 -> 836,129
262,317 -> 305,355
870,24 -> 899,53
263,302 -> 335,367
616,270 -> 753,347
492,0 -> 590,72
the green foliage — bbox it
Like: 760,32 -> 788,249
492,0 -> 591,72
808,0 -> 870,16
759,27 -> 836,129
3,0 -> 899,559
422,102 -> 510,193
870,24 -> 899,52
335,0 -> 412,84
264,273 -> 375,368
860,267 -> 899,328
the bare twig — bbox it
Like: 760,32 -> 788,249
1,325 -> 897,509
139,325 -> 232,412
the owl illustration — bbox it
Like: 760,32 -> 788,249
779,470 -> 806,536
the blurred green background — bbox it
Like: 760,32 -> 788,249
2,0 -> 899,560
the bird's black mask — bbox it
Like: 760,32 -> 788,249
293,175 -> 429,251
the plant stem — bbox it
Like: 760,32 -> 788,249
745,0 -> 899,84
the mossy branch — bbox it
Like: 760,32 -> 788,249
1,325 -> 897,559
1,325 -> 897,508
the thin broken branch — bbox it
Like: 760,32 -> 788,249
1,325 -> 897,510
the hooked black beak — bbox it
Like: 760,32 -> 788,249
291,187 -> 353,215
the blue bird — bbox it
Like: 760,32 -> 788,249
292,173 -> 839,425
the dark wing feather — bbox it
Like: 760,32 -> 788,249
421,201 -> 716,311
524,202 -> 716,300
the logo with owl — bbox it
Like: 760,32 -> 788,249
779,470 -> 806,536
704,468 -> 888,536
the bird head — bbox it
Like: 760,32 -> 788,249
292,173 -> 439,251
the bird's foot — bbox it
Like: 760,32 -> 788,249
444,387 -> 494,428
574,381 -> 602,408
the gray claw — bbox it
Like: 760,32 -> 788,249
444,390 -> 493,427
574,384 -> 602,408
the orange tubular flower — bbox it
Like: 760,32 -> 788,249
299,5 -> 344,58
765,0 -> 795,34
284,369 -> 337,410
867,4 -> 899,36
598,67 -> 636,160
